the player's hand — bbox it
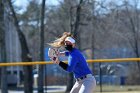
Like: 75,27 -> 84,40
50,57 -> 60,64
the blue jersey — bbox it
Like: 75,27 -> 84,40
65,48 -> 92,78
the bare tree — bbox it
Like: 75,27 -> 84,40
121,0 -> 140,70
38,0 -> 46,93
65,0 -> 84,92
7,0 -> 33,93
0,0 -> 8,93
72,0 -> 83,49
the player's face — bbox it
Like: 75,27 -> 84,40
64,41 -> 74,51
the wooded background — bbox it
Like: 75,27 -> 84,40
0,0 -> 140,93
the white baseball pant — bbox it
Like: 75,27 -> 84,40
70,75 -> 96,93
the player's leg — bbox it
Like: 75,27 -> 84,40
79,76 -> 96,93
70,81 -> 82,93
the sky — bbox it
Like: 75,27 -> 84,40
14,0 -> 28,12
14,0 -> 59,6
14,0 -> 140,14
14,0 -> 60,13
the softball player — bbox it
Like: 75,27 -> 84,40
49,32 -> 96,93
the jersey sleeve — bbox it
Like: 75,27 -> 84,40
59,61 -> 68,70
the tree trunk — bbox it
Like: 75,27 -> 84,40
66,0 -> 83,92
91,32 -> 95,73
72,0 -> 83,49
0,67 -> 1,88
65,73 -> 73,93
38,0 -> 46,93
0,0 -> 8,93
7,0 -> 33,93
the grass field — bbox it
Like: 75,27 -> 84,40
5,85 -> 140,93
95,85 -> 140,92
95,91 -> 140,93
48,91 -> 140,93
47,85 -> 140,93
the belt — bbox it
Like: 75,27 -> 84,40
76,74 -> 92,81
